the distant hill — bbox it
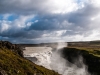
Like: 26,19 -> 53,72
67,40 -> 100,48
17,40 -> 100,48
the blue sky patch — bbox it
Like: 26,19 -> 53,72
7,15 -> 19,21
0,15 -> 3,20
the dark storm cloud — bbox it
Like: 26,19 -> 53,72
0,0 -> 37,14
0,0 -> 56,15
29,17 -> 69,31
0,29 -> 43,39
29,4 -> 100,34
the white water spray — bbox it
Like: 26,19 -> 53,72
24,43 -> 91,75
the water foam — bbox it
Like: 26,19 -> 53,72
24,43 -> 91,75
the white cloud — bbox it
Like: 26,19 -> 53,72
0,20 -> 10,33
83,30 -> 100,41
42,30 -> 67,37
0,15 -> 35,33
13,15 -> 34,28
0,0 -> 87,14
90,0 -> 100,7
1,0 -> 100,43
46,0 -> 79,13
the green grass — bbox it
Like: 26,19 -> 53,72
0,48 -> 60,75
68,46 -> 100,57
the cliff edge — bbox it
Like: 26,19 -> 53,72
0,41 -> 60,75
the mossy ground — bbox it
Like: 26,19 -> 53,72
68,47 -> 100,57
0,44 -> 60,75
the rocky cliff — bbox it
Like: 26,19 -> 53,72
0,41 -> 60,75
62,47 -> 100,75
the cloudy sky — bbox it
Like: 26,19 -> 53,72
0,0 -> 100,43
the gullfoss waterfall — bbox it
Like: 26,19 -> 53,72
24,43 -> 91,75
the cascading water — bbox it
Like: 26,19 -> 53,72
24,47 -> 52,69
24,43 -> 91,75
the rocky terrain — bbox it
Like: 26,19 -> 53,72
0,41 -> 60,75
22,41 -> 100,75
66,41 -> 100,75
1,40 -> 100,75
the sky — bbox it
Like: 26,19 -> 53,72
0,0 -> 100,44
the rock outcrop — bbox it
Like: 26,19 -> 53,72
62,47 -> 100,75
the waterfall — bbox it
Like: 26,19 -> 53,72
24,43 -> 91,75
